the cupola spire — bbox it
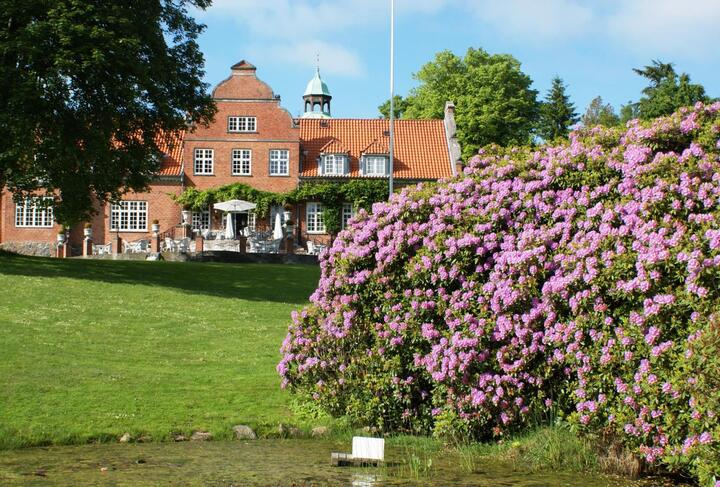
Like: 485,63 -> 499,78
301,64 -> 332,119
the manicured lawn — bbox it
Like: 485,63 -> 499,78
0,252 -> 320,448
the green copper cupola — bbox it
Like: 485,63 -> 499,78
301,68 -> 332,119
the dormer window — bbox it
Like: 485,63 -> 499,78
361,155 -> 388,176
228,116 -> 257,133
320,154 -> 348,175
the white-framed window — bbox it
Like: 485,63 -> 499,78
248,212 -> 257,232
270,149 -> 289,176
321,154 -> 348,175
110,201 -> 148,232
228,116 -> 257,133
341,202 -> 355,230
232,149 -> 252,176
192,210 -> 210,231
15,197 -> 54,227
194,148 -> 214,175
306,202 -> 326,234
363,155 -> 388,176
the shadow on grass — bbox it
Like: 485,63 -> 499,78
0,252 -> 320,304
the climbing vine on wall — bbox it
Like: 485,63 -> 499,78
172,180 -> 393,235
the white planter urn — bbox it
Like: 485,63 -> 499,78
151,223 -> 160,234
57,233 -> 66,243
181,210 -> 191,225
283,210 -> 292,221
83,227 -> 92,238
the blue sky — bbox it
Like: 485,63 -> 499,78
191,0 -> 719,119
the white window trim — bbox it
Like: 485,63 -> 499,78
322,154 -> 348,175
269,149 -> 290,176
15,197 -> 54,228
228,116 -> 257,133
194,148 -> 214,175
341,202 -> 355,230
248,212 -> 257,232
232,148 -> 252,176
362,155 -> 388,176
191,209 -> 211,231
306,202 -> 326,234
110,201 -> 148,232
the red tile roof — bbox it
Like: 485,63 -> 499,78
319,138 -> 350,154
155,131 -> 184,177
299,119 -> 453,180
362,137 -> 389,155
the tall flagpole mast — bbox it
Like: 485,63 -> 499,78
388,0 -> 395,196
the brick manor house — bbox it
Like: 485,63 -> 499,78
0,60 -> 462,256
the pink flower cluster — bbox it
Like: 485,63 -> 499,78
278,103 -> 720,477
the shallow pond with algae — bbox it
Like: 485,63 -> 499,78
0,439 -> 682,486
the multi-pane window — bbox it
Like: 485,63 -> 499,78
269,149 -> 289,176
110,201 -> 148,231
192,210 -> 210,231
248,212 -> 257,232
322,154 -> 347,175
194,148 -> 214,175
228,116 -> 257,132
363,155 -> 387,176
232,149 -> 252,175
306,202 -> 326,234
15,197 -> 54,227
341,202 -> 355,230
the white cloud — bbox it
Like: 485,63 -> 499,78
465,0 -> 596,41
246,40 -> 364,77
461,0 -> 720,59
201,0 -> 449,77
205,0 -> 448,37
607,0 -> 720,59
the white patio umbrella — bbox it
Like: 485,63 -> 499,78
273,212 -> 283,240
213,199 -> 256,213
225,213 -> 236,239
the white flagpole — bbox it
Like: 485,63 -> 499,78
388,0 -> 395,196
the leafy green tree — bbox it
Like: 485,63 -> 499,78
537,76 -> 579,140
633,60 -> 710,119
389,48 -> 539,158
0,0 -> 216,224
581,96 -> 620,127
619,102 -> 640,124
378,95 -> 409,119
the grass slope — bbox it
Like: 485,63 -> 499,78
0,253 -> 319,448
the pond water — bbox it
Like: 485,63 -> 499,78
0,439 -> 677,486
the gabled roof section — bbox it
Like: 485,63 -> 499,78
299,119 -> 453,180
319,138 -> 349,154
231,60 -> 256,71
361,137 -> 389,155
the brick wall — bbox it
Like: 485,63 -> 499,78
184,64 -> 300,195
0,182 -> 182,256
0,190 -> 65,255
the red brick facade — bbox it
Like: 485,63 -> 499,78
0,60 -> 458,256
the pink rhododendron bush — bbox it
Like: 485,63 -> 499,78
279,104 -> 720,482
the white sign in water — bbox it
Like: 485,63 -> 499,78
351,436 -> 385,461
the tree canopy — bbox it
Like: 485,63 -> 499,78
537,76 -> 578,140
377,95 -> 409,120
581,96 -> 620,128
633,60 -> 710,119
383,48 -> 539,158
0,0 -> 216,224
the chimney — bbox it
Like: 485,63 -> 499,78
443,101 -> 463,176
